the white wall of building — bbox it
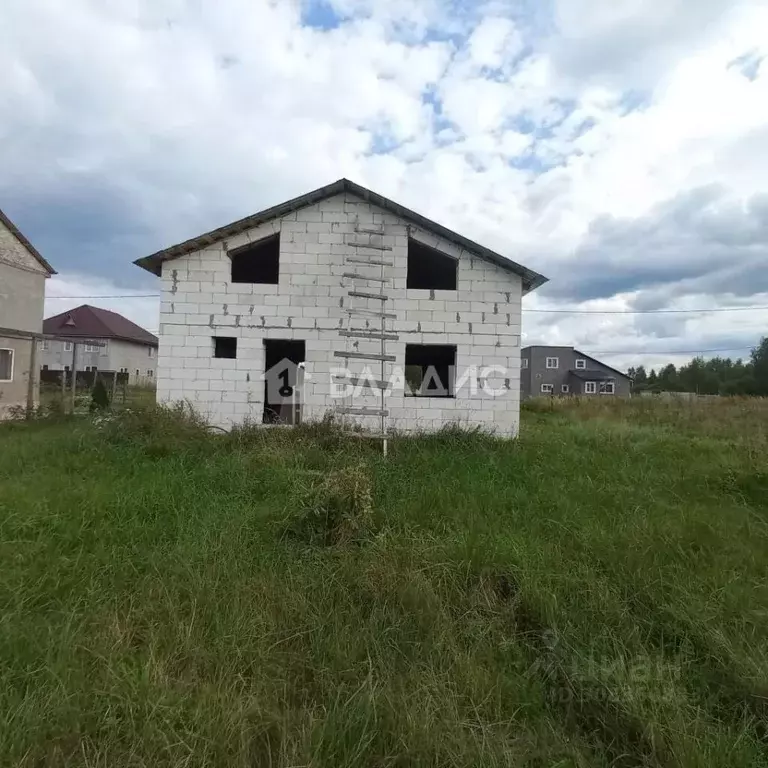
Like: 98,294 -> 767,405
40,338 -> 157,384
155,192 -> 523,435
0,220 -> 48,417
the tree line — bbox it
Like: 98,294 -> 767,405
628,337 -> 768,396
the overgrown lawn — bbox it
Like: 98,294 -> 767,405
1,400 -> 767,766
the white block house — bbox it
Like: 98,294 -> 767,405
134,179 -> 547,436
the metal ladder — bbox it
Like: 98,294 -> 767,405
333,218 -> 397,455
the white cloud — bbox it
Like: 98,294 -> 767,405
1,0 -> 767,372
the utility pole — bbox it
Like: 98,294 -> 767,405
61,360 -> 67,410
26,336 -> 38,419
70,343 -> 78,414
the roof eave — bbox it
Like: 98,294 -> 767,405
0,208 -> 56,275
573,350 -> 631,380
133,178 -> 548,290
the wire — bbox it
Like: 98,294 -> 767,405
525,306 -> 768,314
48,294 -> 159,299
46,294 -> 768,315
588,346 -> 754,356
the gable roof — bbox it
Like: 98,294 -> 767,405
133,178 -> 547,293
43,305 -> 158,346
522,345 -> 630,380
0,207 -> 56,275
573,349 -> 630,380
570,369 -> 617,382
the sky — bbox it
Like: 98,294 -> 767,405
2,0 -> 768,371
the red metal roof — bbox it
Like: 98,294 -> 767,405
43,305 -> 158,346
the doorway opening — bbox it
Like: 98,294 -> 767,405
263,339 -> 306,425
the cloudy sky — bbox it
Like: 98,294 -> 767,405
3,0 -> 768,371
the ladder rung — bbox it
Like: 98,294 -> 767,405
334,375 -> 391,390
347,240 -> 392,251
348,291 -> 388,301
339,330 -> 399,341
346,257 -> 394,267
342,272 -> 389,283
344,308 -> 397,319
336,407 -> 389,417
354,227 -> 385,235
334,351 -> 396,362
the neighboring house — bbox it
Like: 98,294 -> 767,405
41,305 -> 158,385
134,178 -> 547,434
521,346 -> 631,397
0,208 -> 56,417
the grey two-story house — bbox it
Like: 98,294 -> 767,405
521,346 -> 631,398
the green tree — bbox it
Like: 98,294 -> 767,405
629,365 -> 648,393
90,378 -> 110,412
658,363 -> 679,391
750,337 -> 768,396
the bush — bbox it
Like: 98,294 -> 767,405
282,463 -> 375,546
100,402 -> 213,456
90,379 -> 110,412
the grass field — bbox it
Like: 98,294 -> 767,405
1,399 -> 767,767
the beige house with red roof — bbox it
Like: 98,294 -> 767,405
0,207 -> 56,417
41,305 -> 158,385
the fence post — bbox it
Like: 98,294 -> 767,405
61,365 -> 67,411
111,371 -> 118,406
26,337 -> 38,419
70,343 -> 78,414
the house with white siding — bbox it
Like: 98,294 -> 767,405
41,305 -> 158,384
134,179 -> 547,435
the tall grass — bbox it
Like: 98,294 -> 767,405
0,400 -> 767,766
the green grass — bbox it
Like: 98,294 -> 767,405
1,400 -> 767,767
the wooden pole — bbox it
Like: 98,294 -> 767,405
70,343 -> 77,414
26,336 -> 38,419
61,363 -> 67,411
111,370 -> 118,406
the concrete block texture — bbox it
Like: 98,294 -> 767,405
156,191 -> 525,435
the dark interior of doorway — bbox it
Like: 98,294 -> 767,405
263,339 -> 306,425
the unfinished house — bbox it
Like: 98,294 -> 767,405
134,179 -> 547,435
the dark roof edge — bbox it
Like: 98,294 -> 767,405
134,178 -> 547,293
573,349 -> 631,379
0,207 -> 56,275
521,346 -> 630,379
48,331 -> 158,347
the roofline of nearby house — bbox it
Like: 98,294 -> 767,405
521,345 -> 630,380
44,331 -> 158,347
0,207 -> 56,275
573,350 -> 630,379
133,178 -> 548,294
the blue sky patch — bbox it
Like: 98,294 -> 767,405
301,0 -> 343,30
729,51 -> 763,81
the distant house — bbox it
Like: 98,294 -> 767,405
0,207 -> 56,417
521,346 -> 631,397
41,305 -> 158,385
